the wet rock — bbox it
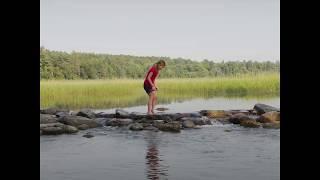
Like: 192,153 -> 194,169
257,111 -> 280,123
224,129 -> 232,132
153,120 -> 165,127
105,118 -> 133,126
215,118 -> 232,124
182,120 -> 195,128
240,120 -> 261,128
181,117 -> 211,126
156,107 -> 169,111
157,121 -> 181,132
143,125 -> 159,131
83,133 -> 94,138
78,124 -> 90,130
262,122 -> 280,129
76,109 -> 96,119
115,109 -> 130,117
40,123 -> 65,135
63,125 -> 79,134
205,110 -> 231,118
93,118 -> 112,126
40,130 -> 42,135
95,112 -> 116,118
228,113 -> 252,124
40,114 -> 58,124
40,108 -> 69,115
58,115 -> 100,128
128,123 -> 144,131
55,111 -> 70,118
253,104 -> 280,115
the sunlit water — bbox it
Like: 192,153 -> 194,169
40,97 -> 280,180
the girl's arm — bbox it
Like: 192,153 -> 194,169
147,72 -> 155,87
154,72 -> 160,88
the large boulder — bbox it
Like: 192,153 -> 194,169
77,124 -> 90,130
157,121 -> 181,132
93,118 -> 112,126
128,123 -> 144,131
253,104 -> 280,115
40,114 -> 58,124
105,118 -> 133,126
240,120 -> 261,128
58,115 -> 100,128
257,111 -> 280,123
228,113 -> 253,124
40,108 -> 69,115
76,109 -> 96,119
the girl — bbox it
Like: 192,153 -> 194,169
143,60 -> 166,115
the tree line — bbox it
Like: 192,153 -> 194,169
40,47 -> 280,79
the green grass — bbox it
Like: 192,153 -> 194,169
40,73 -> 280,109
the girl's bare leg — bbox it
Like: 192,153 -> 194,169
147,92 -> 154,115
151,91 -> 157,114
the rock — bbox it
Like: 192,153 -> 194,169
93,118 -> 112,126
257,111 -> 280,123
55,111 -> 70,118
182,120 -> 195,128
40,122 -> 65,130
105,118 -> 133,126
143,126 -> 159,131
115,109 -> 130,117
40,114 -> 58,124
224,129 -> 232,132
42,126 -> 65,135
153,120 -> 164,125
156,107 -> 169,111
193,126 -> 202,129
206,110 -> 231,118
83,133 -> 94,138
63,125 -> 79,133
40,123 -> 65,135
215,118 -> 232,124
40,108 -> 69,115
58,115 -> 100,128
262,122 -> 280,129
76,109 -> 96,119
40,123 -> 78,134
40,130 -> 42,135
240,120 -> 261,128
128,123 -> 144,131
181,117 -> 211,126
95,112 -> 116,118
228,113 -> 252,124
157,121 -> 181,132
78,124 -> 90,130
253,104 -> 280,115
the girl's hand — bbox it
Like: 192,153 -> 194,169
152,86 -> 157,91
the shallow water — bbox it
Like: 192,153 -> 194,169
40,97 -> 280,180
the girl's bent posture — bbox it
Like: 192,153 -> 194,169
143,60 -> 166,115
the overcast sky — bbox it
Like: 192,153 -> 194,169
40,0 -> 280,62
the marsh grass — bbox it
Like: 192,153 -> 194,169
40,73 -> 279,109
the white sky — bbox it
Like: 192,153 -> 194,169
40,0 -> 280,62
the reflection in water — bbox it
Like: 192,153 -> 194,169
145,132 -> 168,180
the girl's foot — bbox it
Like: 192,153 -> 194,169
147,111 -> 153,115
151,110 -> 155,114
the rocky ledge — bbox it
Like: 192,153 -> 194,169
40,104 -> 280,136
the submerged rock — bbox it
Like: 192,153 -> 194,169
156,107 -> 169,111
40,123 -> 78,135
83,132 -> 94,138
253,104 -> 280,115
